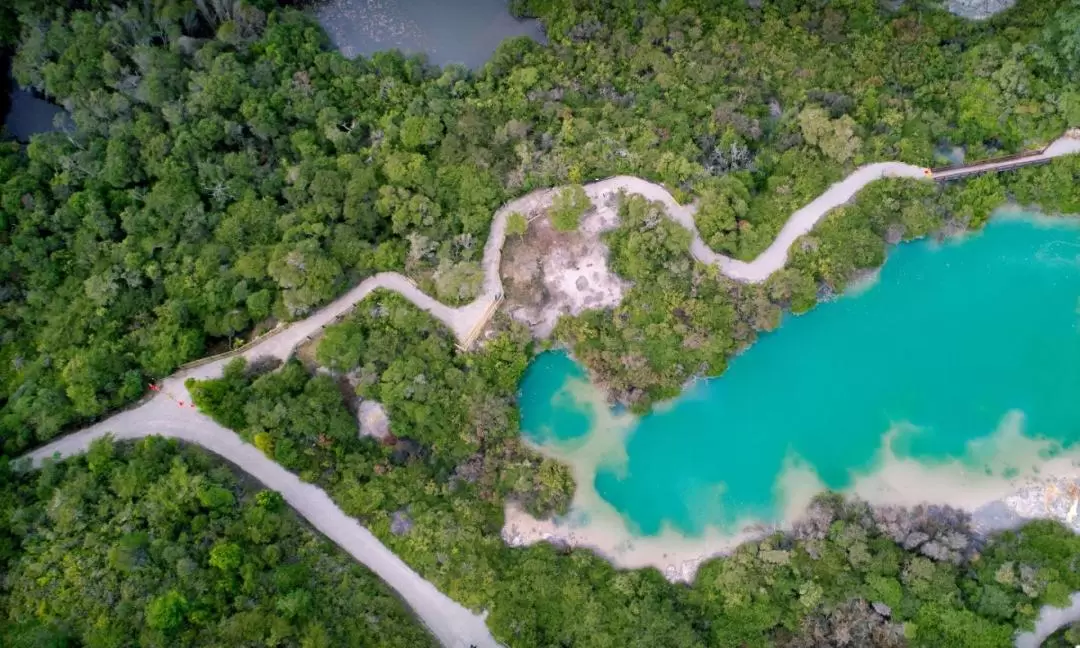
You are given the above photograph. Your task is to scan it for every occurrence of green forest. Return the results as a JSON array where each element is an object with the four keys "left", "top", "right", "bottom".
[
  {"left": 3, "top": 0, "right": 1080, "bottom": 646},
  {"left": 0, "top": 437, "right": 436, "bottom": 646},
  {"left": 2, "top": 0, "right": 1079, "bottom": 451},
  {"left": 556, "top": 159, "right": 1080, "bottom": 408},
  {"left": 189, "top": 300, "right": 1080, "bottom": 648}
]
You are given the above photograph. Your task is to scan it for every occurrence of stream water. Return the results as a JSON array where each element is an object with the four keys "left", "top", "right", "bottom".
[{"left": 519, "top": 213, "right": 1080, "bottom": 537}]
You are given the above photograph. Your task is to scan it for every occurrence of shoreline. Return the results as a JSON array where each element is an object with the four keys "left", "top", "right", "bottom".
[
  {"left": 503, "top": 209, "right": 1080, "bottom": 583},
  {"left": 18, "top": 135, "right": 1080, "bottom": 648},
  {"left": 503, "top": 408, "right": 1080, "bottom": 583},
  {"left": 503, "top": 457, "right": 1080, "bottom": 583}
]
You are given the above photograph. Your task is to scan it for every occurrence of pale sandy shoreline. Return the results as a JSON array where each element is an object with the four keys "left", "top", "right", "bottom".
[
  {"left": 20, "top": 135, "right": 1080, "bottom": 647},
  {"left": 503, "top": 409, "right": 1080, "bottom": 583},
  {"left": 503, "top": 462, "right": 1080, "bottom": 583}
]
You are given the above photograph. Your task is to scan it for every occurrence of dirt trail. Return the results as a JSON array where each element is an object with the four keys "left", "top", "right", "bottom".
[
  {"left": 21, "top": 401, "right": 501, "bottom": 648},
  {"left": 20, "top": 133, "right": 1080, "bottom": 647}
]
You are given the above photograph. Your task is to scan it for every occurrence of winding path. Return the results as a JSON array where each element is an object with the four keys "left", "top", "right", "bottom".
[
  {"left": 19, "top": 133, "right": 1080, "bottom": 647},
  {"left": 1015, "top": 594, "right": 1080, "bottom": 648},
  {"left": 20, "top": 397, "right": 501, "bottom": 647}
]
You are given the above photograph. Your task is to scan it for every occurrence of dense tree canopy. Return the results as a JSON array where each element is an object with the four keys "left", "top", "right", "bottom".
[
  {"left": 4, "top": 0, "right": 1080, "bottom": 646},
  {"left": 0, "top": 437, "right": 436, "bottom": 647},
  {"left": 3, "top": 0, "right": 1080, "bottom": 452},
  {"left": 186, "top": 304, "right": 1080, "bottom": 647}
]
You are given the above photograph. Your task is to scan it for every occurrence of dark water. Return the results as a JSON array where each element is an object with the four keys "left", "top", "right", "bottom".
[
  {"left": 314, "top": 0, "right": 545, "bottom": 69},
  {"left": 3, "top": 87, "right": 67, "bottom": 141}
]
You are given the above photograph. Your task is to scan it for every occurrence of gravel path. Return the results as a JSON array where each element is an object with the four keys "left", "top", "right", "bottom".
[
  {"left": 21, "top": 399, "right": 501, "bottom": 648},
  {"left": 1015, "top": 593, "right": 1080, "bottom": 648},
  {"left": 185, "top": 134, "right": 1080, "bottom": 356},
  {"left": 946, "top": 0, "right": 1017, "bottom": 20},
  {"left": 19, "top": 134, "right": 1080, "bottom": 647}
]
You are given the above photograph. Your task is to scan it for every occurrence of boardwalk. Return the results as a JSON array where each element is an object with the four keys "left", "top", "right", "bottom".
[
  {"left": 932, "top": 134, "right": 1080, "bottom": 181},
  {"left": 19, "top": 130, "right": 1080, "bottom": 648}
]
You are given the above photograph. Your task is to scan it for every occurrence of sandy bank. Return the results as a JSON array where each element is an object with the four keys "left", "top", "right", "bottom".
[
  {"left": 20, "top": 133, "right": 1080, "bottom": 648},
  {"left": 503, "top": 412, "right": 1080, "bottom": 583}
]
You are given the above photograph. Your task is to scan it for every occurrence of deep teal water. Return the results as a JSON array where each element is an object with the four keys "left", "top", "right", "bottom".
[{"left": 519, "top": 215, "right": 1080, "bottom": 536}]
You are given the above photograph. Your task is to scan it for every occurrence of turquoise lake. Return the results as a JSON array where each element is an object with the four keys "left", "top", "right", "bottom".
[{"left": 519, "top": 214, "right": 1080, "bottom": 537}]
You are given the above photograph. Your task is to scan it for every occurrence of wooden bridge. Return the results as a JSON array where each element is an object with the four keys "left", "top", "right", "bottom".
[{"left": 929, "top": 129, "right": 1080, "bottom": 182}]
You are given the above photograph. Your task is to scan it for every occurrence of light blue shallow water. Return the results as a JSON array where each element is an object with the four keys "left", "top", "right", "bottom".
[{"left": 519, "top": 215, "right": 1080, "bottom": 536}]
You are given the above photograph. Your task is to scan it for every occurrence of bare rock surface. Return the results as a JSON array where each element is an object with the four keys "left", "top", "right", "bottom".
[
  {"left": 500, "top": 194, "right": 629, "bottom": 338},
  {"left": 785, "top": 599, "right": 906, "bottom": 648},
  {"left": 946, "top": 0, "right": 1016, "bottom": 20},
  {"left": 391, "top": 509, "right": 414, "bottom": 536},
  {"left": 357, "top": 399, "right": 391, "bottom": 441}
]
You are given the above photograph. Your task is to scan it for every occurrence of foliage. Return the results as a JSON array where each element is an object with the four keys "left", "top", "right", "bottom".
[
  {"left": 798, "top": 107, "right": 862, "bottom": 164},
  {"left": 6, "top": 1, "right": 1080, "bottom": 646},
  {"left": 549, "top": 184, "right": 590, "bottom": 231},
  {"left": 188, "top": 273, "right": 1080, "bottom": 648},
  {"left": 0, "top": 437, "right": 436, "bottom": 647},
  {"left": 558, "top": 158, "right": 1080, "bottom": 411},
  {"left": 506, "top": 211, "right": 529, "bottom": 239},
  {"left": 557, "top": 194, "right": 740, "bottom": 407},
  {"left": 695, "top": 175, "right": 751, "bottom": 255},
  {"left": 4, "top": 0, "right": 1079, "bottom": 452}
]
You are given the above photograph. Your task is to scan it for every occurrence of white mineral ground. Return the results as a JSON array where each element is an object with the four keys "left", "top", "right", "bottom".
[
  {"left": 20, "top": 132, "right": 1080, "bottom": 647},
  {"left": 500, "top": 190, "right": 628, "bottom": 338}
]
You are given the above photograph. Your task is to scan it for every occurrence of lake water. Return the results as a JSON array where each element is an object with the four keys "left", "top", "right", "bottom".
[
  {"left": 2, "top": 87, "right": 67, "bottom": 141},
  {"left": 519, "top": 214, "right": 1080, "bottom": 537},
  {"left": 314, "top": 0, "right": 545, "bottom": 69}
]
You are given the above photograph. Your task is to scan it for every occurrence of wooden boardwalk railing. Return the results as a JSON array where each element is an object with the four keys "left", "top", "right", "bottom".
[{"left": 930, "top": 145, "right": 1054, "bottom": 182}]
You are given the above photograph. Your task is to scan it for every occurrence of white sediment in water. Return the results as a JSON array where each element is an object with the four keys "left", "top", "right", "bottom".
[
  {"left": 504, "top": 404, "right": 1080, "bottom": 583},
  {"left": 839, "top": 267, "right": 881, "bottom": 297}
]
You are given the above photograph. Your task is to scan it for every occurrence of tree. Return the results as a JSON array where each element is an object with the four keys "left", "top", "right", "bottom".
[
  {"left": 549, "top": 185, "right": 590, "bottom": 231},
  {"left": 268, "top": 240, "right": 343, "bottom": 318},
  {"left": 798, "top": 107, "right": 862, "bottom": 163},
  {"left": 145, "top": 590, "right": 188, "bottom": 632},
  {"left": 695, "top": 176, "right": 750, "bottom": 254},
  {"left": 506, "top": 211, "right": 528, "bottom": 239},
  {"left": 0, "top": 439, "right": 436, "bottom": 647}
]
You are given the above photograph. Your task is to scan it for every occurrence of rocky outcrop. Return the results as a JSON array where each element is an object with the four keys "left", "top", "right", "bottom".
[
  {"left": 792, "top": 494, "right": 980, "bottom": 565},
  {"left": 873, "top": 503, "right": 976, "bottom": 564},
  {"left": 946, "top": 0, "right": 1016, "bottom": 20},
  {"left": 356, "top": 399, "right": 391, "bottom": 442},
  {"left": 390, "top": 509, "right": 413, "bottom": 536},
  {"left": 792, "top": 495, "right": 842, "bottom": 541},
  {"left": 500, "top": 193, "right": 629, "bottom": 338}
]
